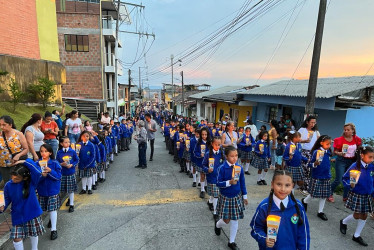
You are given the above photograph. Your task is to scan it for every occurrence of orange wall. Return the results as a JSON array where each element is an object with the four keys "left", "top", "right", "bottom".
[{"left": 0, "top": 0, "right": 40, "bottom": 59}]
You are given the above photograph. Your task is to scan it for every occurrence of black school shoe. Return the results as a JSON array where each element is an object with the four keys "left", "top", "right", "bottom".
[
  {"left": 88, "top": 190, "right": 93, "bottom": 195},
  {"left": 213, "top": 214, "right": 219, "bottom": 221},
  {"left": 340, "top": 219, "right": 347, "bottom": 235},
  {"left": 317, "top": 212, "right": 328, "bottom": 221},
  {"left": 65, "top": 199, "right": 70, "bottom": 207},
  {"left": 261, "top": 180, "right": 267, "bottom": 185},
  {"left": 257, "top": 181, "right": 263, "bottom": 185},
  {"left": 301, "top": 198, "right": 308, "bottom": 212},
  {"left": 245, "top": 171, "right": 250, "bottom": 175},
  {"left": 149, "top": 158, "right": 153, "bottom": 161},
  {"left": 69, "top": 206, "right": 74, "bottom": 213},
  {"left": 79, "top": 190, "right": 86, "bottom": 195},
  {"left": 207, "top": 201, "right": 214, "bottom": 211},
  {"left": 200, "top": 191, "right": 205, "bottom": 199},
  {"left": 228, "top": 242, "right": 240, "bottom": 250},
  {"left": 214, "top": 221, "right": 221, "bottom": 236},
  {"left": 142, "top": 165, "right": 147, "bottom": 169},
  {"left": 92, "top": 185, "right": 97, "bottom": 190},
  {"left": 189, "top": 173, "right": 193, "bottom": 178},
  {"left": 50, "top": 230, "right": 58, "bottom": 240},
  {"left": 352, "top": 236, "right": 368, "bottom": 246},
  {"left": 198, "top": 183, "right": 201, "bottom": 187},
  {"left": 192, "top": 182, "right": 196, "bottom": 187}
]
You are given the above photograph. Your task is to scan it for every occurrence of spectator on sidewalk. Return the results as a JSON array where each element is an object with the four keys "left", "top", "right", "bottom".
[
  {"left": 0, "top": 115, "right": 28, "bottom": 185},
  {"left": 100, "top": 112, "right": 111, "bottom": 127},
  {"left": 41, "top": 111, "right": 59, "bottom": 158},
  {"left": 134, "top": 120, "right": 147, "bottom": 169},
  {"left": 145, "top": 113, "right": 157, "bottom": 161},
  {"left": 21, "top": 113, "right": 44, "bottom": 161},
  {"left": 52, "top": 103, "right": 66, "bottom": 134},
  {"left": 64, "top": 110, "right": 84, "bottom": 144},
  {"left": 244, "top": 119, "right": 258, "bottom": 139}
]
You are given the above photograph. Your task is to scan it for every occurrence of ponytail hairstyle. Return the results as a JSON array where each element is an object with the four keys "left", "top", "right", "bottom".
[
  {"left": 310, "top": 135, "right": 331, "bottom": 154},
  {"left": 225, "top": 121, "right": 234, "bottom": 133},
  {"left": 58, "top": 136, "right": 70, "bottom": 150},
  {"left": 267, "top": 170, "right": 304, "bottom": 225},
  {"left": 287, "top": 131, "right": 301, "bottom": 143},
  {"left": 355, "top": 146, "right": 374, "bottom": 171},
  {"left": 40, "top": 143, "right": 54, "bottom": 159},
  {"left": 0, "top": 115, "right": 16, "bottom": 129},
  {"left": 209, "top": 136, "right": 222, "bottom": 158},
  {"left": 11, "top": 164, "right": 31, "bottom": 199},
  {"left": 21, "top": 113, "right": 42, "bottom": 133},
  {"left": 258, "top": 130, "right": 270, "bottom": 145}
]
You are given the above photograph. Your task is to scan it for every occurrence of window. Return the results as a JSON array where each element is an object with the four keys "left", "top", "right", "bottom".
[
  {"left": 64, "top": 35, "right": 89, "bottom": 52},
  {"left": 200, "top": 103, "right": 205, "bottom": 117},
  {"left": 268, "top": 106, "right": 278, "bottom": 122}
]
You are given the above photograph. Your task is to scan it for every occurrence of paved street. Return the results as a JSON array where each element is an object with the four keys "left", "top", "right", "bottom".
[{"left": 14, "top": 129, "right": 374, "bottom": 250}]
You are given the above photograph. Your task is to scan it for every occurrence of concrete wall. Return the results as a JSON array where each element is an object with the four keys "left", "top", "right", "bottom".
[
  {"left": 36, "top": 0, "right": 60, "bottom": 62},
  {"left": 346, "top": 107, "right": 374, "bottom": 139},
  {"left": 0, "top": 54, "right": 65, "bottom": 103}
]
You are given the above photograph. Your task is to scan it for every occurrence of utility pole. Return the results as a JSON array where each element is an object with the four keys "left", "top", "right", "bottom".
[
  {"left": 305, "top": 0, "right": 327, "bottom": 116},
  {"left": 181, "top": 71, "right": 184, "bottom": 115},
  {"left": 171, "top": 54, "right": 174, "bottom": 99},
  {"left": 114, "top": 0, "right": 121, "bottom": 117},
  {"left": 138, "top": 67, "right": 142, "bottom": 101},
  {"left": 128, "top": 69, "right": 131, "bottom": 114}
]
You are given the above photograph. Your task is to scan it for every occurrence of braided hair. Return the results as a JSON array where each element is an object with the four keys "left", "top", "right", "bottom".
[
  {"left": 11, "top": 164, "right": 31, "bottom": 199},
  {"left": 267, "top": 170, "right": 304, "bottom": 225}
]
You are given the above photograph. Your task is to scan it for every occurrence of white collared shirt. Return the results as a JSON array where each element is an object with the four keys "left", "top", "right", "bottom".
[
  {"left": 213, "top": 149, "right": 219, "bottom": 154},
  {"left": 361, "top": 160, "right": 368, "bottom": 168},
  {"left": 273, "top": 194, "right": 289, "bottom": 210},
  {"left": 63, "top": 147, "right": 69, "bottom": 153}
]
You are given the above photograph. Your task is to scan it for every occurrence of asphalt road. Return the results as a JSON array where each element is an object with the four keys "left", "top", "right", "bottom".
[{"left": 10, "top": 128, "right": 373, "bottom": 250}]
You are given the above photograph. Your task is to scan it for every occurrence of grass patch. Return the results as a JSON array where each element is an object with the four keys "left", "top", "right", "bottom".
[
  {"left": 0, "top": 102, "right": 90, "bottom": 129},
  {"left": 330, "top": 161, "right": 343, "bottom": 195}
]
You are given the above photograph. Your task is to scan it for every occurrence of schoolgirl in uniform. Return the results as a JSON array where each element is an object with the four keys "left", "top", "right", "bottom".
[
  {"left": 238, "top": 127, "right": 255, "bottom": 175},
  {"left": 182, "top": 123, "right": 192, "bottom": 176},
  {"left": 215, "top": 145, "right": 248, "bottom": 250},
  {"left": 283, "top": 132, "right": 309, "bottom": 192},
  {"left": 1, "top": 161, "right": 45, "bottom": 250},
  {"left": 340, "top": 146, "right": 374, "bottom": 246},
  {"left": 164, "top": 120, "right": 170, "bottom": 151},
  {"left": 194, "top": 127, "right": 211, "bottom": 198},
  {"left": 35, "top": 143, "right": 62, "bottom": 240},
  {"left": 250, "top": 170, "right": 310, "bottom": 250},
  {"left": 252, "top": 131, "right": 271, "bottom": 185},
  {"left": 111, "top": 120, "right": 119, "bottom": 155},
  {"left": 190, "top": 128, "right": 200, "bottom": 187},
  {"left": 302, "top": 135, "right": 332, "bottom": 221},
  {"left": 56, "top": 137, "right": 79, "bottom": 213},
  {"left": 97, "top": 132, "right": 107, "bottom": 183},
  {"left": 177, "top": 125, "right": 186, "bottom": 172},
  {"left": 173, "top": 125, "right": 181, "bottom": 163},
  {"left": 202, "top": 136, "right": 224, "bottom": 220},
  {"left": 90, "top": 132, "right": 101, "bottom": 190},
  {"left": 169, "top": 120, "right": 176, "bottom": 155},
  {"left": 77, "top": 131, "right": 96, "bottom": 195}
]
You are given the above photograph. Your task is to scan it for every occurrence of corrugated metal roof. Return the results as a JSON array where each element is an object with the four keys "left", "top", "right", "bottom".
[
  {"left": 239, "top": 76, "right": 374, "bottom": 98},
  {"left": 189, "top": 85, "right": 245, "bottom": 99}
]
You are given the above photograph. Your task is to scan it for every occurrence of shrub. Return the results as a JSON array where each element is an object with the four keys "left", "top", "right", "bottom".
[
  {"left": 8, "top": 78, "right": 25, "bottom": 112},
  {"left": 28, "top": 77, "right": 56, "bottom": 108},
  {"left": 362, "top": 137, "right": 374, "bottom": 147}
]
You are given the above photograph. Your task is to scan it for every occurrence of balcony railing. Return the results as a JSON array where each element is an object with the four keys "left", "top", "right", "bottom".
[{"left": 102, "top": 15, "right": 115, "bottom": 30}]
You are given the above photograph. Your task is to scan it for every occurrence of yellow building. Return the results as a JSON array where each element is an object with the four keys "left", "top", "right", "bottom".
[{"left": 215, "top": 102, "right": 252, "bottom": 127}]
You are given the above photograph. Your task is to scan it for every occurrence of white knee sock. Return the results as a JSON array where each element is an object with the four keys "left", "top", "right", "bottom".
[
  {"left": 193, "top": 173, "right": 197, "bottom": 182},
  {"left": 197, "top": 173, "right": 200, "bottom": 184},
  {"left": 261, "top": 171, "right": 267, "bottom": 180},
  {"left": 229, "top": 220, "right": 239, "bottom": 243},
  {"left": 213, "top": 198, "right": 218, "bottom": 214},
  {"left": 30, "top": 236, "right": 38, "bottom": 250},
  {"left": 343, "top": 214, "right": 355, "bottom": 225},
  {"left": 216, "top": 219, "right": 227, "bottom": 228},
  {"left": 186, "top": 162, "right": 190, "bottom": 172},
  {"left": 13, "top": 241, "right": 23, "bottom": 250},
  {"left": 115, "top": 145, "right": 118, "bottom": 154},
  {"left": 102, "top": 171, "right": 105, "bottom": 179},
  {"left": 258, "top": 172, "right": 262, "bottom": 181},
  {"left": 49, "top": 210, "right": 57, "bottom": 231},
  {"left": 245, "top": 163, "right": 249, "bottom": 172},
  {"left": 318, "top": 199, "right": 326, "bottom": 213},
  {"left": 205, "top": 179, "right": 207, "bottom": 185},
  {"left": 354, "top": 219, "right": 367, "bottom": 237},
  {"left": 87, "top": 177, "right": 93, "bottom": 190},
  {"left": 69, "top": 193, "right": 74, "bottom": 206},
  {"left": 201, "top": 181, "right": 205, "bottom": 192},
  {"left": 110, "top": 153, "right": 114, "bottom": 161},
  {"left": 95, "top": 173, "right": 98, "bottom": 183},
  {"left": 209, "top": 196, "right": 214, "bottom": 203},
  {"left": 82, "top": 177, "right": 87, "bottom": 190},
  {"left": 304, "top": 194, "right": 312, "bottom": 203}
]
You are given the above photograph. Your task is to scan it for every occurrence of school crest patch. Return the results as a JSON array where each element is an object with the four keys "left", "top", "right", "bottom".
[
  {"left": 371, "top": 171, "right": 374, "bottom": 176},
  {"left": 291, "top": 214, "right": 299, "bottom": 224},
  {"left": 87, "top": 151, "right": 91, "bottom": 156}
]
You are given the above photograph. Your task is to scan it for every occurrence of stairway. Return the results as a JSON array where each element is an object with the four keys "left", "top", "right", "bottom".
[{"left": 63, "top": 98, "right": 103, "bottom": 121}]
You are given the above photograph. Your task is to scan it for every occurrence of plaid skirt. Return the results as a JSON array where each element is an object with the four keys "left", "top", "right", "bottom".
[
  {"left": 207, "top": 183, "right": 220, "bottom": 198},
  {"left": 10, "top": 216, "right": 45, "bottom": 239},
  {"left": 286, "top": 165, "right": 304, "bottom": 182},
  {"left": 252, "top": 154, "right": 269, "bottom": 170},
  {"left": 97, "top": 162, "right": 105, "bottom": 173},
  {"left": 39, "top": 194, "right": 60, "bottom": 212},
  {"left": 195, "top": 165, "right": 203, "bottom": 173},
  {"left": 241, "top": 150, "right": 253, "bottom": 161},
  {"left": 345, "top": 191, "right": 373, "bottom": 213},
  {"left": 217, "top": 193, "right": 245, "bottom": 220},
  {"left": 60, "top": 174, "right": 77, "bottom": 193},
  {"left": 182, "top": 150, "right": 191, "bottom": 161},
  {"left": 308, "top": 178, "right": 331, "bottom": 198},
  {"left": 301, "top": 150, "right": 312, "bottom": 186},
  {"left": 78, "top": 168, "right": 94, "bottom": 178}
]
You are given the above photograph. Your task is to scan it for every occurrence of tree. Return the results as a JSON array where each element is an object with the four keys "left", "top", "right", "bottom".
[
  {"left": 0, "top": 70, "right": 8, "bottom": 94},
  {"left": 362, "top": 137, "right": 374, "bottom": 147},
  {"left": 28, "top": 77, "right": 56, "bottom": 108},
  {"left": 8, "top": 78, "right": 25, "bottom": 112}
]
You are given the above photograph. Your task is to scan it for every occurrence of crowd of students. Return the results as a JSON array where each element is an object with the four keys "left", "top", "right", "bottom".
[
  {"left": 0, "top": 112, "right": 136, "bottom": 250},
  {"left": 159, "top": 115, "right": 374, "bottom": 249}
]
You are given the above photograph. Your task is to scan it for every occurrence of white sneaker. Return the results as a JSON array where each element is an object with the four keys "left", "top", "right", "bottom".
[{"left": 299, "top": 190, "right": 309, "bottom": 196}]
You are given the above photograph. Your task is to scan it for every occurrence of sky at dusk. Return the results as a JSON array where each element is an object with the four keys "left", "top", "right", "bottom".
[{"left": 118, "top": 0, "right": 374, "bottom": 89}]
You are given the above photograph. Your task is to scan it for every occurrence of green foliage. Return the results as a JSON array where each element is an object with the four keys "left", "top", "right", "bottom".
[
  {"left": 8, "top": 78, "right": 25, "bottom": 112},
  {"left": 28, "top": 77, "right": 56, "bottom": 108},
  {"left": 0, "top": 70, "right": 8, "bottom": 93},
  {"left": 362, "top": 137, "right": 374, "bottom": 147}
]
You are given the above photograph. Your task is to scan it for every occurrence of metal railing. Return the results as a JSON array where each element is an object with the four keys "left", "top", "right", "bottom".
[{"left": 102, "top": 15, "right": 115, "bottom": 29}]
